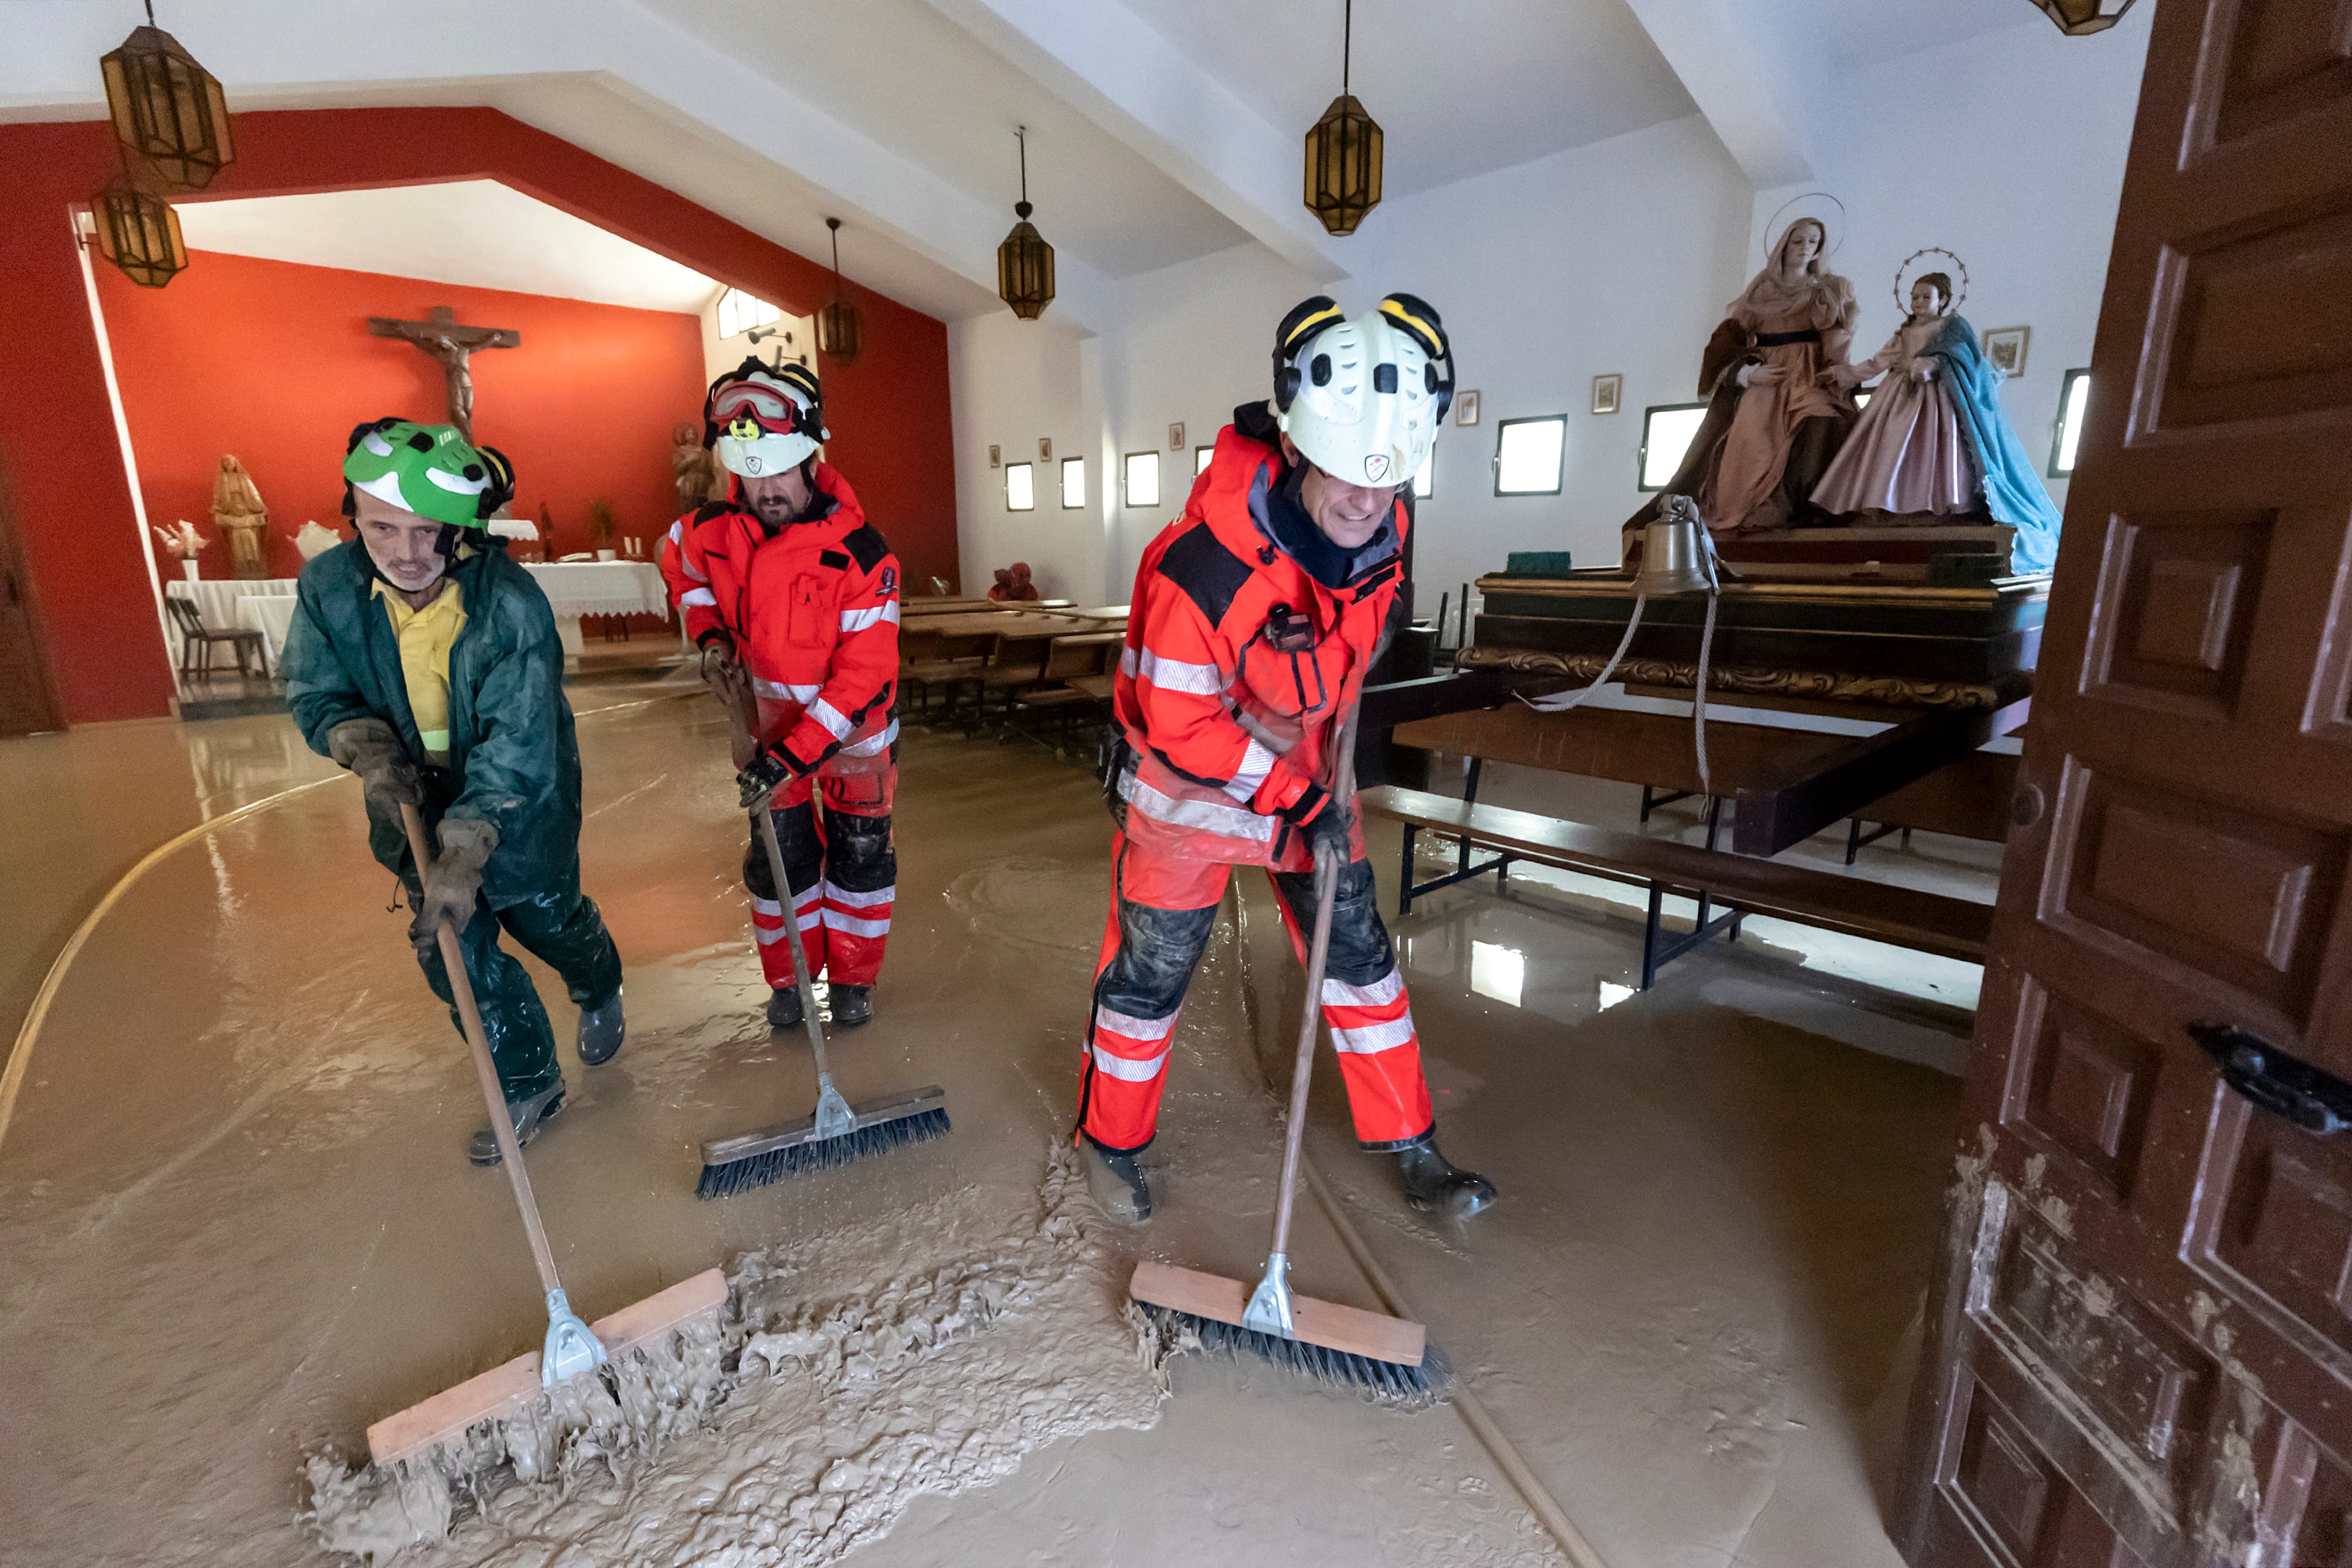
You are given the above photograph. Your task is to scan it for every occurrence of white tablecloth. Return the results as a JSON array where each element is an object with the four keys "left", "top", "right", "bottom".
[
  {"left": 166, "top": 577, "right": 296, "bottom": 672},
  {"left": 521, "top": 561, "right": 669, "bottom": 619},
  {"left": 238, "top": 596, "right": 299, "bottom": 675}
]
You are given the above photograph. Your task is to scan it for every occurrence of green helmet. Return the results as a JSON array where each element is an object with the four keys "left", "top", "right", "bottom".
[{"left": 342, "top": 420, "right": 497, "bottom": 528}]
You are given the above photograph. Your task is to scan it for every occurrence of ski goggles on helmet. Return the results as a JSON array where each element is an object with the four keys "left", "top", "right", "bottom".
[{"left": 702, "top": 359, "right": 826, "bottom": 447}]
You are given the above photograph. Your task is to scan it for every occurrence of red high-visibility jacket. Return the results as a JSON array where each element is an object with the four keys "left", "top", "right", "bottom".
[
  {"left": 1110, "top": 408, "right": 1405, "bottom": 868},
  {"left": 660, "top": 463, "right": 901, "bottom": 773}
]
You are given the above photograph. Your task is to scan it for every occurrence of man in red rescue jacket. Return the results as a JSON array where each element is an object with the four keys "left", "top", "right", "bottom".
[
  {"left": 1077, "top": 295, "right": 1497, "bottom": 1225},
  {"left": 662, "top": 359, "right": 900, "bottom": 1029}
]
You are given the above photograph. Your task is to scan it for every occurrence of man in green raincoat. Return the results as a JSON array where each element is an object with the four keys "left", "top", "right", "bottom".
[{"left": 283, "top": 419, "right": 624, "bottom": 1164}]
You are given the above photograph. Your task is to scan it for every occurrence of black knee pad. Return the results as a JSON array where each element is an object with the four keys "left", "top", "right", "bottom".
[
  {"left": 1099, "top": 900, "right": 1219, "bottom": 1019},
  {"left": 744, "top": 801, "right": 822, "bottom": 900},
  {"left": 1281, "top": 858, "right": 1396, "bottom": 986},
  {"left": 826, "top": 811, "right": 896, "bottom": 894}
]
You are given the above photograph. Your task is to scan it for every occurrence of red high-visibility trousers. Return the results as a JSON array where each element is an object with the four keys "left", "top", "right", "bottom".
[
  {"left": 745, "top": 762, "right": 896, "bottom": 990},
  {"left": 1075, "top": 829, "right": 1433, "bottom": 1153}
]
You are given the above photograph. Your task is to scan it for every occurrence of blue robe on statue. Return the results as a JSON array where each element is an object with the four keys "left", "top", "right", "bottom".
[{"left": 1927, "top": 316, "right": 2065, "bottom": 574}]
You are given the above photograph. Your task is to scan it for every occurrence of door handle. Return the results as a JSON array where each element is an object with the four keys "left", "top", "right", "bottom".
[{"left": 2189, "top": 1022, "right": 2352, "bottom": 1136}]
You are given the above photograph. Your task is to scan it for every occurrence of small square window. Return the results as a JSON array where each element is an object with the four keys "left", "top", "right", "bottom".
[
  {"left": 2050, "top": 368, "right": 2091, "bottom": 477},
  {"left": 1411, "top": 448, "right": 1433, "bottom": 499},
  {"left": 716, "top": 286, "right": 779, "bottom": 341},
  {"left": 1125, "top": 451, "right": 1160, "bottom": 509},
  {"left": 1060, "top": 456, "right": 1085, "bottom": 509},
  {"left": 1494, "top": 416, "right": 1566, "bottom": 496},
  {"left": 1006, "top": 462, "right": 1034, "bottom": 512},
  {"left": 1636, "top": 404, "right": 1707, "bottom": 491},
  {"left": 1196, "top": 445, "right": 1215, "bottom": 476}
]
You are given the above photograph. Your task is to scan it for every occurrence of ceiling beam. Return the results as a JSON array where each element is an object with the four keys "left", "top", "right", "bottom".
[
  {"left": 1620, "top": 0, "right": 1824, "bottom": 190},
  {"left": 918, "top": 0, "right": 1354, "bottom": 284}
]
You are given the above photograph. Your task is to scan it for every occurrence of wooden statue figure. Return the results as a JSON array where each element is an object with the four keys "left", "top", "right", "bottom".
[
  {"left": 1812, "top": 255, "right": 2065, "bottom": 572},
  {"left": 672, "top": 420, "right": 724, "bottom": 510},
  {"left": 212, "top": 453, "right": 271, "bottom": 579},
  {"left": 1627, "top": 214, "right": 1859, "bottom": 542}
]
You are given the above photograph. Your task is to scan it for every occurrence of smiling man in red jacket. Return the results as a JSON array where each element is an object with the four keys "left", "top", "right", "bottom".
[
  {"left": 1077, "top": 295, "right": 1498, "bottom": 1226},
  {"left": 662, "top": 359, "right": 900, "bottom": 1029}
]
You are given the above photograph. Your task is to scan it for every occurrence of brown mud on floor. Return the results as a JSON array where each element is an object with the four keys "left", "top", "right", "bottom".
[{"left": 1, "top": 693, "right": 1961, "bottom": 1567}]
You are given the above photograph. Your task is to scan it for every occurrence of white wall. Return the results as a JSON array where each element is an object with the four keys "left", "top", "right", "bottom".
[{"left": 945, "top": 12, "right": 2152, "bottom": 615}]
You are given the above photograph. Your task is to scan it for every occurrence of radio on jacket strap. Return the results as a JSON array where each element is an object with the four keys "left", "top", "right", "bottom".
[{"left": 1249, "top": 602, "right": 1332, "bottom": 718}]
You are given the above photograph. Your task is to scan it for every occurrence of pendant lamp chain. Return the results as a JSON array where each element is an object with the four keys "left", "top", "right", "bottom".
[{"left": 817, "top": 215, "right": 863, "bottom": 364}]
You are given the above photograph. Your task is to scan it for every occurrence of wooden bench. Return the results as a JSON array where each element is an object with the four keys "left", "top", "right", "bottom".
[{"left": 1359, "top": 785, "right": 1992, "bottom": 988}]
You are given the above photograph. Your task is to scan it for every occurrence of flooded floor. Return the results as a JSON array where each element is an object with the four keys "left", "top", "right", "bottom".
[{"left": 0, "top": 674, "right": 1972, "bottom": 1567}]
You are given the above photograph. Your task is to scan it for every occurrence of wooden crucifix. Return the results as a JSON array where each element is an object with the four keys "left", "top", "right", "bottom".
[{"left": 365, "top": 305, "right": 520, "bottom": 442}]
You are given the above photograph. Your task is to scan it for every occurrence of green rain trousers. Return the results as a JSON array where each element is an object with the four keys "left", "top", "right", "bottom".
[{"left": 403, "top": 871, "right": 621, "bottom": 1101}]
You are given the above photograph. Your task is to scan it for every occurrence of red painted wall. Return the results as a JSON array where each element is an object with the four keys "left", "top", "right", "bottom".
[
  {"left": 0, "top": 108, "right": 958, "bottom": 725},
  {"left": 98, "top": 252, "right": 704, "bottom": 580}
]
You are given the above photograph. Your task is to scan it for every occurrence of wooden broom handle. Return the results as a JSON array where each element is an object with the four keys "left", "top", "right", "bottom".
[
  {"left": 1265, "top": 700, "right": 1362, "bottom": 1261},
  {"left": 399, "top": 802, "right": 564, "bottom": 1297}
]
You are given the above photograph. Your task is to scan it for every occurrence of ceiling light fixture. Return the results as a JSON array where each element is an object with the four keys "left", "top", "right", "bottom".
[
  {"left": 1304, "top": 0, "right": 1381, "bottom": 236},
  {"left": 817, "top": 217, "right": 863, "bottom": 365},
  {"left": 91, "top": 166, "right": 189, "bottom": 289},
  {"left": 100, "top": 1, "right": 235, "bottom": 193},
  {"left": 2028, "top": 0, "right": 2138, "bottom": 33},
  {"left": 997, "top": 126, "right": 1056, "bottom": 321}
]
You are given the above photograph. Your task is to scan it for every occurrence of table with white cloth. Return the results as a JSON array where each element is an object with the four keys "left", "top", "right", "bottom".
[
  {"left": 165, "top": 578, "right": 297, "bottom": 673},
  {"left": 521, "top": 561, "right": 671, "bottom": 666}
]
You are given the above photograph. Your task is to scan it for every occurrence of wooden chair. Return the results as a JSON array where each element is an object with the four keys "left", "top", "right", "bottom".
[
  {"left": 1004, "top": 635, "right": 1117, "bottom": 750},
  {"left": 902, "top": 629, "right": 993, "bottom": 720},
  {"left": 167, "top": 594, "right": 268, "bottom": 680}
]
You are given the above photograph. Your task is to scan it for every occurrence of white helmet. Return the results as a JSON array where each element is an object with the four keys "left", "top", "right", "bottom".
[
  {"left": 705, "top": 358, "right": 828, "bottom": 479},
  {"left": 1273, "top": 293, "right": 1454, "bottom": 489}
]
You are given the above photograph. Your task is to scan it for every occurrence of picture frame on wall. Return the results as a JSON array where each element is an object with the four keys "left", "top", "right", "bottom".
[
  {"left": 1983, "top": 326, "right": 2030, "bottom": 378},
  {"left": 1455, "top": 389, "right": 1481, "bottom": 427},
  {"left": 1038, "top": 437, "right": 1054, "bottom": 461},
  {"left": 1169, "top": 421, "right": 1185, "bottom": 451},
  {"left": 988, "top": 444, "right": 1001, "bottom": 469},
  {"left": 1591, "top": 374, "right": 1622, "bottom": 416}
]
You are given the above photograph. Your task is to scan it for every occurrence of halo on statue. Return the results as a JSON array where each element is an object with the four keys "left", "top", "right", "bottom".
[
  {"left": 1894, "top": 248, "right": 1970, "bottom": 316},
  {"left": 1761, "top": 191, "right": 1847, "bottom": 263}
]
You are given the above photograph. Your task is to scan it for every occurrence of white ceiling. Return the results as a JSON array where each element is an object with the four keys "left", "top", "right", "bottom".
[
  {"left": 639, "top": 0, "right": 1254, "bottom": 280},
  {"left": 1121, "top": 0, "right": 1697, "bottom": 198},
  {"left": 174, "top": 181, "right": 722, "bottom": 313}
]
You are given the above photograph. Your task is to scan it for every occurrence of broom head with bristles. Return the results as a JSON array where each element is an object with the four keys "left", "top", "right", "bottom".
[
  {"left": 696, "top": 1087, "right": 950, "bottom": 1198},
  {"left": 1129, "top": 1260, "right": 1447, "bottom": 1409}
]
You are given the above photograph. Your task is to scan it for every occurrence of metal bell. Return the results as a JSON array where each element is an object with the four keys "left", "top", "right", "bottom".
[{"left": 1636, "top": 495, "right": 1719, "bottom": 597}]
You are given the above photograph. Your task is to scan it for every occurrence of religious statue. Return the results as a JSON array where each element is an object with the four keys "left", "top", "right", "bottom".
[
  {"left": 365, "top": 305, "right": 520, "bottom": 441},
  {"left": 1628, "top": 204, "right": 1859, "bottom": 540},
  {"left": 672, "top": 420, "right": 724, "bottom": 510},
  {"left": 1812, "top": 252, "right": 2064, "bottom": 572},
  {"left": 211, "top": 453, "right": 270, "bottom": 579}
]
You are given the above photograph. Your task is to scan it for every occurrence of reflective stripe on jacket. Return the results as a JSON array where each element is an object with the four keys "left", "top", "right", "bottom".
[
  {"left": 659, "top": 463, "right": 901, "bottom": 772},
  {"left": 1112, "top": 412, "right": 1405, "bottom": 867}
]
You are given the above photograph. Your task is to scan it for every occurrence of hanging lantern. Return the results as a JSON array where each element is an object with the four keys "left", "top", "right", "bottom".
[
  {"left": 996, "top": 126, "right": 1056, "bottom": 321},
  {"left": 1304, "top": 0, "right": 1381, "bottom": 236},
  {"left": 100, "top": 6, "right": 235, "bottom": 193},
  {"left": 91, "top": 173, "right": 189, "bottom": 289},
  {"left": 816, "top": 216, "right": 862, "bottom": 364},
  {"left": 2029, "top": 0, "right": 2138, "bottom": 33}
]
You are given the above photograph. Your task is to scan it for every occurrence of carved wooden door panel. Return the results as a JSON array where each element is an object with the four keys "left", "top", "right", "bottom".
[
  {"left": 1895, "top": 1, "right": 2352, "bottom": 1565},
  {"left": 0, "top": 467, "right": 62, "bottom": 738}
]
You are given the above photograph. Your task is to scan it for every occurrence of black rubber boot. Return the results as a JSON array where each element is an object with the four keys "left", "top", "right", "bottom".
[
  {"left": 830, "top": 984, "right": 874, "bottom": 1028},
  {"left": 576, "top": 990, "right": 625, "bottom": 1065},
  {"left": 767, "top": 986, "right": 804, "bottom": 1030},
  {"left": 1394, "top": 1131, "right": 1498, "bottom": 1218},
  {"left": 470, "top": 1081, "right": 567, "bottom": 1166},
  {"left": 1081, "top": 1137, "right": 1152, "bottom": 1225}
]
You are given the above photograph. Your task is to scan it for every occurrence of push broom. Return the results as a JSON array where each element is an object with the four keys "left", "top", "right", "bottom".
[
  {"left": 366, "top": 803, "right": 726, "bottom": 1474},
  {"left": 1129, "top": 704, "right": 1445, "bottom": 1405},
  {"left": 696, "top": 681, "right": 948, "bottom": 1198}
]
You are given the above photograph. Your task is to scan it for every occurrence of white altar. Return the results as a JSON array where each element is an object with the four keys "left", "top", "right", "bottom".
[{"left": 165, "top": 560, "right": 671, "bottom": 676}]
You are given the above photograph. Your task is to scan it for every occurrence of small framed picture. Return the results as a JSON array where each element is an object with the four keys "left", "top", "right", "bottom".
[
  {"left": 1591, "top": 374, "right": 1622, "bottom": 416},
  {"left": 1038, "top": 436, "right": 1054, "bottom": 461},
  {"left": 988, "top": 444, "right": 1002, "bottom": 469},
  {"left": 1454, "top": 389, "right": 1481, "bottom": 427},
  {"left": 1169, "top": 421, "right": 1186, "bottom": 451},
  {"left": 1983, "top": 326, "right": 2030, "bottom": 378}
]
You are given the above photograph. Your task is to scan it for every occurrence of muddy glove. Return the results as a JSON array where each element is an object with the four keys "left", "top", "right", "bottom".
[
  {"left": 1278, "top": 783, "right": 1355, "bottom": 864},
  {"left": 327, "top": 716, "right": 422, "bottom": 817},
  {"left": 737, "top": 738, "right": 817, "bottom": 810},
  {"left": 409, "top": 817, "right": 498, "bottom": 950}
]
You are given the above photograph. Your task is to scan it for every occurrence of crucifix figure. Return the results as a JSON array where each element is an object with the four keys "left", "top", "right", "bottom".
[{"left": 366, "top": 305, "right": 521, "bottom": 441}]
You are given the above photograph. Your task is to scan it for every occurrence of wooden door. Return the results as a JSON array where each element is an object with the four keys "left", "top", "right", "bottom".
[
  {"left": 0, "top": 465, "right": 62, "bottom": 738},
  {"left": 1895, "top": 1, "right": 2352, "bottom": 1564}
]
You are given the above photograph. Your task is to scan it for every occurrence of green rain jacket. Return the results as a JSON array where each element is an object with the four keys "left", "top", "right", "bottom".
[{"left": 283, "top": 538, "right": 586, "bottom": 905}]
